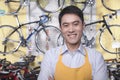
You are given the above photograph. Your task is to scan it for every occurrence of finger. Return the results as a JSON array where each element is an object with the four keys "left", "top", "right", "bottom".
[{"left": 48, "top": 76, "right": 53, "bottom": 80}]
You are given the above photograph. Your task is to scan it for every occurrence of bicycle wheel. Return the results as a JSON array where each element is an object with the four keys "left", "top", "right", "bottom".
[
  {"left": 35, "top": 25, "right": 63, "bottom": 54},
  {"left": 0, "top": 25, "right": 21, "bottom": 54},
  {"left": 36, "top": 0, "right": 65, "bottom": 13},
  {"left": 0, "top": 0, "right": 22, "bottom": 15},
  {"left": 99, "top": 25, "right": 120, "bottom": 54},
  {"left": 101, "top": 0, "right": 120, "bottom": 12}
]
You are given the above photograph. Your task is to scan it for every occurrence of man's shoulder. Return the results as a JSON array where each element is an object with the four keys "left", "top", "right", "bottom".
[
  {"left": 85, "top": 47, "right": 105, "bottom": 66},
  {"left": 45, "top": 46, "right": 63, "bottom": 55},
  {"left": 85, "top": 46, "right": 103, "bottom": 57}
]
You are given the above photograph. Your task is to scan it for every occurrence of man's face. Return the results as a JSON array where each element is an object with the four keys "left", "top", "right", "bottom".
[{"left": 60, "top": 14, "right": 84, "bottom": 45}]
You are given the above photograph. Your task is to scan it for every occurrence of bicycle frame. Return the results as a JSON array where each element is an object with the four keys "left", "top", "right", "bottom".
[
  {"left": 86, "top": 13, "right": 116, "bottom": 39},
  {"left": 83, "top": 11, "right": 119, "bottom": 53},
  {"left": 2, "top": 14, "right": 49, "bottom": 53},
  {"left": 84, "top": 13, "right": 110, "bottom": 46}
]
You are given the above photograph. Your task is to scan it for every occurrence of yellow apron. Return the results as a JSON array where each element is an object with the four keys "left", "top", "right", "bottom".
[{"left": 54, "top": 49, "right": 92, "bottom": 80}]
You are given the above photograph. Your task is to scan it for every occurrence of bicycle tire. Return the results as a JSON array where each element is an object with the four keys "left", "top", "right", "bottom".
[
  {"left": 0, "top": 25, "right": 21, "bottom": 54},
  {"left": 36, "top": 0, "right": 65, "bottom": 13},
  {"left": 101, "top": 0, "right": 120, "bottom": 12},
  {"left": 35, "top": 25, "right": 63, "bottom": 54},
  {"left": 0, "top": 0, "right": 22, "bottom": 15},
  {"left": 99, "top": 25, "right": 120, "bottom": 54}
]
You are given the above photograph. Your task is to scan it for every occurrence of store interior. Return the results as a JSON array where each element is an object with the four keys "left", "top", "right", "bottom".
[{"left": 0, "top": 0, "right": 120, "bottom": 79}]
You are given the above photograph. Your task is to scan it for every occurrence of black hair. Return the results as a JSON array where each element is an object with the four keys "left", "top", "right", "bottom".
[{"left": 59, "top": 5, "right": 84, "bottom": 26}]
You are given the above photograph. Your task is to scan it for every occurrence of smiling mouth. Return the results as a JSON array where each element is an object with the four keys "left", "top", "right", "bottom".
[{"left": 68, "top": 34, "right": 77, "bottom": 38}]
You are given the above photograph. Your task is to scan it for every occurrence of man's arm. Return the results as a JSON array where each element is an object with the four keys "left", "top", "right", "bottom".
[
  {"left": 37, "top": 51, "right": 54, "bottom": 80},
  {"left": 93, "top": 53, "right": 108, "bottom": 80}
]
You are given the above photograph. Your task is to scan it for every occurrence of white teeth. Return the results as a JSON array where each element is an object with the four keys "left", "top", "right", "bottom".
[
  {"left": 68, "top": 34, "right": 76, "bottom": 38},
  {"left": 68, "top": 34, "right": 76, "bottom": 36}
]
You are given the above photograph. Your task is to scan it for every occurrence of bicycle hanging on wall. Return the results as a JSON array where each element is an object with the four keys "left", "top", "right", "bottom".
[
  {"left": 83, "top": 11, "right": 120, "bottom": 54},
  {"left": 36, "top": 0, "right": 95, "bottom": 13},
  {"left": 0, "top": 14, "right": 63, "bottom": 55}
]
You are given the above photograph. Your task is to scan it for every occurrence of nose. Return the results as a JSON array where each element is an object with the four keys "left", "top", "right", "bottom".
[{"left": 68, "top": 25, "right": 74, "bottom": 33}]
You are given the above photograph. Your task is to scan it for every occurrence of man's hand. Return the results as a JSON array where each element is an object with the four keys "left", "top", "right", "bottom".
[{"left": 48, "top": 76, "right": 54, "bottom": 80}]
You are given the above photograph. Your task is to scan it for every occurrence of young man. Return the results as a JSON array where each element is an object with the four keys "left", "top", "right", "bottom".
[{"left": 37, "top": 5, "right": 108, "bottom": 80}]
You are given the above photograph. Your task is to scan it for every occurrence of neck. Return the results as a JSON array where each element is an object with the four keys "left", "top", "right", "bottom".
[{"left": 66, "top": 42, "right": 80, "bottom": 52}]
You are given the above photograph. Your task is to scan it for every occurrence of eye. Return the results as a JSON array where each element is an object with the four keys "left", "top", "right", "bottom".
[
  {"left": 74, "top": 23, "right": 79, "bottom": 26},
  {"left": 63, "top": 23, "right": 69, "bottom": 27},
  {"left": 73, "top": 22, "right": 79, "bottom": 26}
]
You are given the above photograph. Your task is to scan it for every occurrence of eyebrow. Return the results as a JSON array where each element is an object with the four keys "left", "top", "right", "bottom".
[{"left": 73, "top": 21, "right": 80, "bottom": 24}]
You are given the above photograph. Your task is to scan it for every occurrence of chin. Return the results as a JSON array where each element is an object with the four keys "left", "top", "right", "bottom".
[{"left": 69, "top": 41, "right": 79, "bottom": 45}]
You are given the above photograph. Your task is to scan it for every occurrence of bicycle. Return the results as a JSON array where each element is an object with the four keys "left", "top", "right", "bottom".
[
  {"left": 0, "top": 0, "right": 96, "bottom": 15},
  {"left": 0, "top": 0, "right": 64, "bottom": 15},
  {"left": 0, "top": 55, "right": 40, "bottom": 80},
  {"left": 0, "top": 58, "right": 23, "bottom": 80},
  {"left": 105, "top": 58, "right": 120, "bottom": 80},
  {"left": 0, "top": 14, "right": 63, "bottom": 55},
  {"left": 36, "top": 0, "right": 95, "bottom": 13},
  {"left": 83, "top": 11, "right": 120, "bottom": 54}
]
